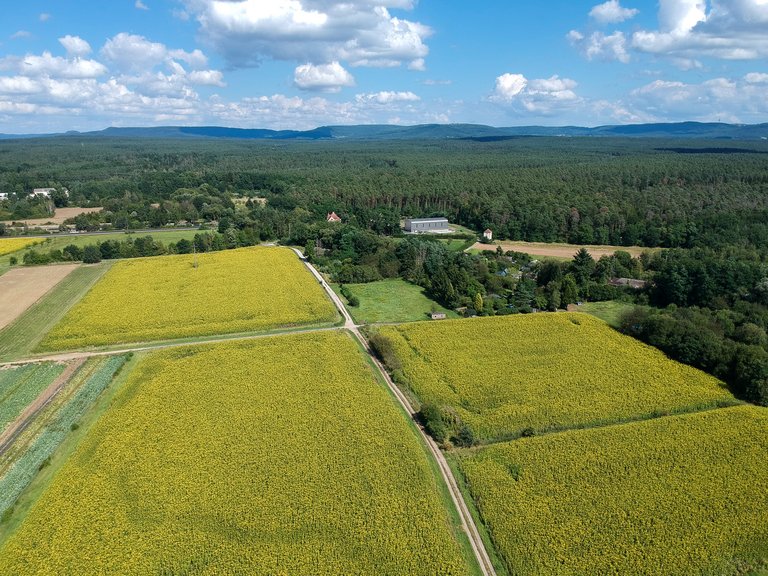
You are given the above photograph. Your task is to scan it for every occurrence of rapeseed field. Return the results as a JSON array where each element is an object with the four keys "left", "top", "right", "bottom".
[
  {"left": 376, "top": 313, "right": 737, "bottom": 441},
  {"left": 39, "top": 247, "right": 337, "bottom": 349},
  {"left": 457, "top": 405, "right": 768, "bottom": 575},
  {"left": 0, "top": 332, "right": 471, "bottom": 575},
  {"left": 0, "top": 238, "right": 39, "bottom": 256}
]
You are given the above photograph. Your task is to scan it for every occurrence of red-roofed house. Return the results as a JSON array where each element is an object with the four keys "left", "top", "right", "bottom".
[{"left": 327, "top": 211, "right": 342, "bottom": 223}]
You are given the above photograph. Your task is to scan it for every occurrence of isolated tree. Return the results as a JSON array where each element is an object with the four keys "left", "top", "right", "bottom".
[
  {"left": 304, "top": 240, "right": 316, "bottom": 262},
  {"left": 474, "top": 292, "right": 484, "bottom": 314},
  {"left": 561, "top": 274, "right": 578, "bottom": 305}
]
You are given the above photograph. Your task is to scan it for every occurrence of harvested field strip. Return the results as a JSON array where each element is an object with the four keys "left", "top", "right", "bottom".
[
  {"left": 0, "top": 264, "right": 79, "bottom": 330},
  {"left": 0, "top": 363, "right": 66, "bottom": 435},
  {"left": 469, "top": 240, "right": 653, "bottom": 259},
  {"left": 376, "top": 313, "right": 737, "bottom": 442},
  {"left": 0, "top": 355, "right": 127, "bottom": 518},
  {"left": 0, "top": 333, "right": 473, "bottom": 575},
  {"left": 0, "top": 263, "right": 110, "bottom": 361},
  {"left": 456, "top": 405, "right": 768, "bottom": 576},
  {"left": 39, "top": 247, "right": 338, "bottom": 351}
]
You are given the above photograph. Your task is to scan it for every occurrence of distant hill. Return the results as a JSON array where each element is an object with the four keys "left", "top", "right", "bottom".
[{"left": 2, "top": 121, "right": 768, "bottom": 141}]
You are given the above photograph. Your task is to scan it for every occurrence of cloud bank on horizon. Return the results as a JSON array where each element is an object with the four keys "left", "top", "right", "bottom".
[{"left": 0, "top": 0, "right": 766, "bottom": 133}]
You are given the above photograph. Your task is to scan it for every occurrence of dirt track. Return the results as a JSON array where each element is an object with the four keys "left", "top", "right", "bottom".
[
  {"left": 471, "top": 241, "right": 651, "bottom": 259},
  {"left": 0, "top": 264, "right": 79, "bottom": 330}
]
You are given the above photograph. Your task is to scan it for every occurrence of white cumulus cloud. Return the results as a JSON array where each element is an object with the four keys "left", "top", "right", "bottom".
[
  {"left": 59, "top": 36, "right": 92, "bottom": 57},
  {"left": 492, "top": 73, "right": 528, "bottom": 101},
  {"left": 632, "top": 0, "right": 768, "bottom": 60},
  {"left": 101, "top": 33, "right": 208, "bottom": 73},
  {"left": 135, "top": 0, "right": 150, "bottom": 10},
  {"left": 629, "top": 74, "right": 768, "bottom": 122},
  {"left": 569, "top": 30, "right": 631, "bottom": 63},
  {"left": 491, "top": 73, "right": 580, "bottom": 116},
  {"left": 185, "top": 0, "right": 431, "bottom": 70},
  {"left": 355, "top": 90, "right": 420, "bottom": 104},
  {"left": 589, "top": 0, "right": 639, "bottom": 24},
  {"left": 294, "top": 61, "right": 355, "bottom": 92}
]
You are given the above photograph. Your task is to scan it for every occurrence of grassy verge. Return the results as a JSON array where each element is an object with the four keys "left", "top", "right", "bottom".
[
  {"left": 446, "top": 453, "right": 510, "bottom": 576},
  {"left": 0, "top": 352, "right": 135, "bottom": 545},
  {"left": 333, "top": 278, "right": 458, "bottom": 324},
  {"left": 0, "top": 263, "right": 111, "bottom": 362}
]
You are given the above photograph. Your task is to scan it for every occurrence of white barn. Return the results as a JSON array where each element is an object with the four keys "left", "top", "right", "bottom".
[{"left": 404, "top": 217, "right": 450, "bottom": 233}]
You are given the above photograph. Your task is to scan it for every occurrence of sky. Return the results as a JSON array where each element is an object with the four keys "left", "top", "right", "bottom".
[{"left": 0, "top": 0, "right": 767, "bottom": 133}]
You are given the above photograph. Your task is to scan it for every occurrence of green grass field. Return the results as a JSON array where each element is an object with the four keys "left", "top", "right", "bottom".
[
  {"left": 0, "top": 332, "right": 475, "bottom": 575},
  {"left": 334, "top": 279, "right": 458, "bottom": 324},
  {"left": 0, "top": 263, "right": 111, "bottom": 361},
  {"left": 376, "top": 314, "right": 737, "bottom": 441},
  {"left": 577, "top": 300, "right": 638, "bottom": 328},
  {"left": 0, "top": 363, "right": 66, "bottom": 434},
  {"left": 456, "top": 405, "right": 768, "bottom": 576}
]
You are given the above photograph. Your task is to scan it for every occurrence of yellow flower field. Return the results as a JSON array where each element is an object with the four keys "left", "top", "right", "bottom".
[
  {"left": 376, "top": 313, "right": 737, "bottom": 441},
  {"left": 457, "top": 405, "right": 768, "bottom": 575},
  {"left": 39, "top": 247, "right": 337, "bottom": 349},
  {"left": 0, "top": 332, "right": 471, "bottom": 575},
  {"left": 0, "top": 238, "right": 40, "bottom": 256}
]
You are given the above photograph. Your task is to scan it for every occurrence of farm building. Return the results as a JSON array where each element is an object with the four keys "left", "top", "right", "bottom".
[
  {"left": 404, "top": 217, "right": 449, "bottom": 233},
  {"left": 430, "top": 312, "right": 447, "bottom": 320},
  {"left": 483, "top": 229, "right": 493, "bottom": 241}
]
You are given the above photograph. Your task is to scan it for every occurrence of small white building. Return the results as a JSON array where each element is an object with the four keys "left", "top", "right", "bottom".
[
  {"left": 483, "top": 228, "right": 493, "bottom": 241},
  {"left": 0, "top": 193, "right": 8, "bottom": 201}
]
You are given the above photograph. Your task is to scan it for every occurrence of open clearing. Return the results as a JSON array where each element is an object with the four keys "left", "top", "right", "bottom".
[
  {"left": 0, "top": 264, "right": 78, "bottom": 330},
  {"left": 39, "top": 247, "right": 338, "bottom": 351},
  {"left": 375, "top": 313, "right": 737, "bottom": 441},
  {"left": 457, "top": 405, "right": 768, "bottom": 576},
  {"left": 0, "top": 332, "right": 474, "bottom": 575},
  {"left": 335, "top": 278, "right": 458, "bottom": 324},
  {"left": 1, "top": 207, "right": 102, "bottom": 226},
  {"left": 470, "top": 240, "right": 652, "bottom": 259}
]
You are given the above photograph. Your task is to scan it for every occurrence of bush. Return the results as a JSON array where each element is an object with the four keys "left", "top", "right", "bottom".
[
  {"left": 368, "top": 333, "right": 402, "bottom": 371},
  {"left": 419, "top": 403, "right": 449, "bottom": 444}
]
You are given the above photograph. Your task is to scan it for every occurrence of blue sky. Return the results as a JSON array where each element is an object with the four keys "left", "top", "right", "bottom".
[{"left": 1, "top": 0, "right": 767, "bottom": 133}]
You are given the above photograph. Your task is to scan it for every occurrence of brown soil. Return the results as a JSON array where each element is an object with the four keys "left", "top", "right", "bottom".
[
  {"left": 2, "top": 207, "right": 103, "bottom": 226},
  {"left": 471, "top": 241, "right": 652, "bottom": 259},
  {"left": 0, "top": 264, "right": 79, "bottom": 330}
]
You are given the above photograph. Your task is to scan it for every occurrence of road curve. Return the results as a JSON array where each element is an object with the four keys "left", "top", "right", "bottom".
[{"left": 295, "top": 249, "right": 497, "bottom": 576}]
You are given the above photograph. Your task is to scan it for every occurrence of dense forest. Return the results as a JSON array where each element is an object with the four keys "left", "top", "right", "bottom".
[
  {"left": 3, "top": 137, "right": 768, "bottom": 249},
  {"left": 2, "top": 136, "right": 768, "bottom": 405}
]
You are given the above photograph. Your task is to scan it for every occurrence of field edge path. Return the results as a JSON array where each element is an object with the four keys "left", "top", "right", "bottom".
[{"left": 293, "top": 248, "right": 497, "bottom": 576}]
